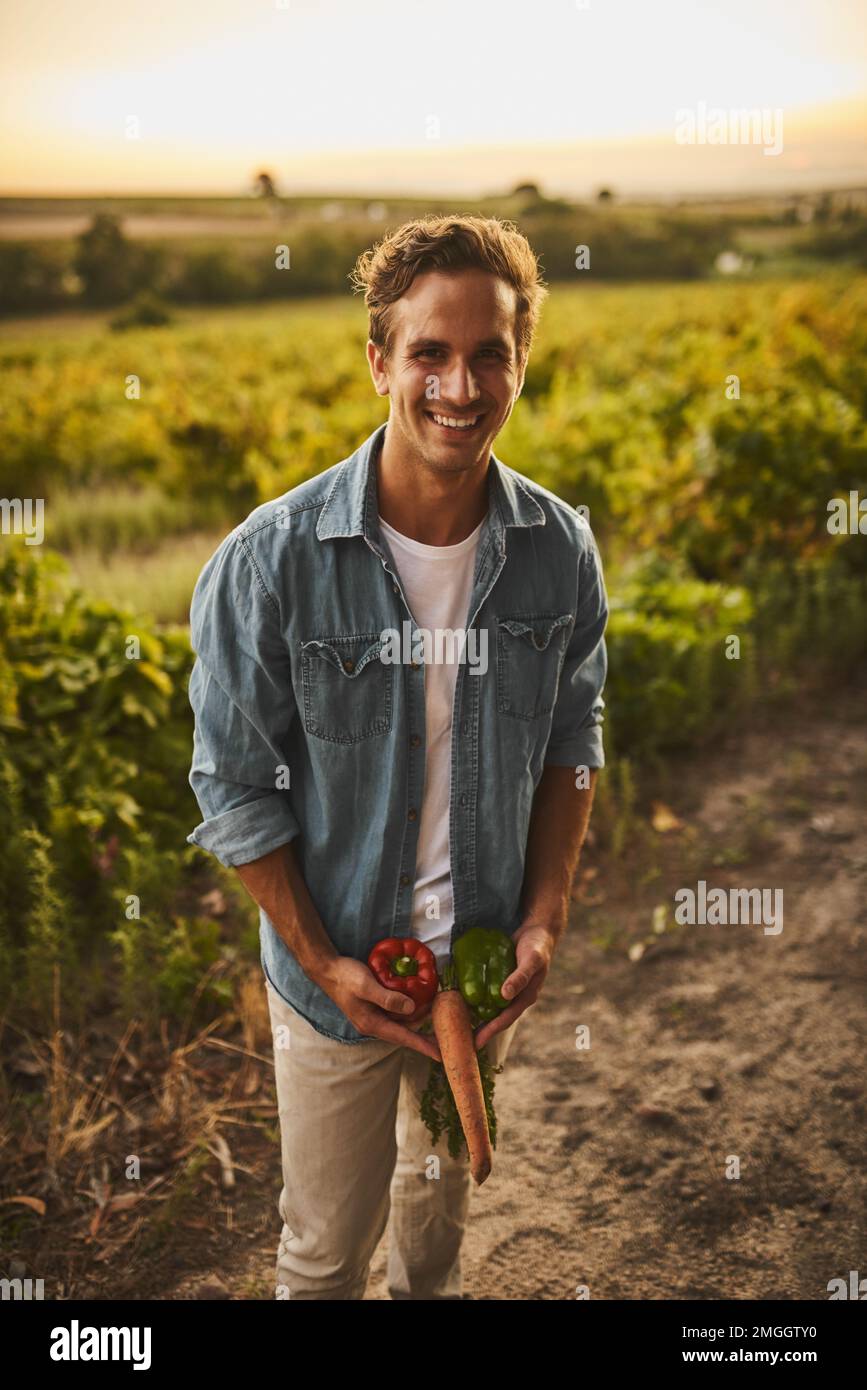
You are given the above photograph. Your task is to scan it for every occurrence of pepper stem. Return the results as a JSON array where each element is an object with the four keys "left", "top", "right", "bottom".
[{"left": 391, "top": 954, "right": 419, "bottom": 978}]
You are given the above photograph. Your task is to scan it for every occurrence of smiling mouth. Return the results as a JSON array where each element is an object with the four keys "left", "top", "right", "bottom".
[{"left": 425, "top": 410, "right": 485, "bottom": 433}]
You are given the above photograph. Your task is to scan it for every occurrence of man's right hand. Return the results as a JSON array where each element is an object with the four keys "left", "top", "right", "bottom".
[{"left": 316, "top": 956, "right": 442, "bottom": 1062}]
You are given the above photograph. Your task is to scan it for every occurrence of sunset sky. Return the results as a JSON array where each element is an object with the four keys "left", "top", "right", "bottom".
[{"left": 1, "top": 0, "right": 865, "bottom": 195}]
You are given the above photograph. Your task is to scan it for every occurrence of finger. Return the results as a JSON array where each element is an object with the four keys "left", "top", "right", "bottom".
[
  {"left": 474, "top": 998, "right": 525, "bottom": 1050},
  {"left": 503, "top": 947, "right": 547, "bottom": 997},
  {"left": 406, "top": 995, "right": 433, "bottom": 1020},
  {"left": 406, "top": 1000, "right": 434, "bottom": 1029},
  {"left": 474, "top": 988, "right": 539, "bottom": 1051},
  {"left": 501, "top": 963, "right": 538, "bottom": 1000},
  {"left": 368, "top": 984, "right": 417, "bottom": 1018},
  {"left": 370, "top": 1014, "right": 442, "bottom": 1061},
  {"left": 414, "top": 1033, "right": 442, "bottom": 1064},
  {"left": 473, "top": 1015, "right": 507, "bottom": 1052}
]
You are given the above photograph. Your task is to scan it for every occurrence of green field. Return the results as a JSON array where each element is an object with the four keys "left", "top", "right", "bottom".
[
  {"left": 2, "top": 275, "right": 866, "bottom": 1025},
  {"left": 4, "top": 274, "right": 866, "bottom": 592}
]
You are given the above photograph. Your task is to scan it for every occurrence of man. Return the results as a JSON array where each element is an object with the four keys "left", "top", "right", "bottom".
[{"left": 186, "top": 215, "right": 609, "bottom": 1300}]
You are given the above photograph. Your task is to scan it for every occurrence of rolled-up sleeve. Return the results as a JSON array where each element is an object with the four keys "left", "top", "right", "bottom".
[
  {"left": 544, "top": 532, "right": 609, "bottom": 770},
  {"left": 186, "top": 530, "right": 301, "bottom": 867}
]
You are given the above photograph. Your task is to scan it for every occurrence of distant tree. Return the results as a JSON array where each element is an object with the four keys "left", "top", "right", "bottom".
[
  {"left": 597, "top": 187, "right": 614, "bottom": 203},
  {"left": 538, "top": 195, "right": 576, "bottom": 217},
  {"left": 814, "top": 193, "right": 834, "bottom": 224},
  {"left": 512, "top": 181, "right": 540, "bottom": 198},
  {"left": 110, "top": 290, "right": 173, "bottom": 332},
  {"left": 0, "top": 243, "right": 68, "bottom": 313},
  {"left": 74, "top": 214, "right": 143, "bottom": 305},
  {"left": 255, "top": 170, "right": 277, "bottom": 199},
  {"left": 171, "top": 247, "right": 258, "bottom": 303}
]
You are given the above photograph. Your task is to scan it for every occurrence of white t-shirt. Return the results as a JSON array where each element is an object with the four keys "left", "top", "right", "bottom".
[{"left": 378, "top": 513, "right": 484, "bottom": 967}]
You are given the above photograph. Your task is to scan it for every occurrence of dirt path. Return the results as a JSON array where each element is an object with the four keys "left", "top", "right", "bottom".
[{"left": 27, "top": 679, "right": 861, "bottom": 1301}]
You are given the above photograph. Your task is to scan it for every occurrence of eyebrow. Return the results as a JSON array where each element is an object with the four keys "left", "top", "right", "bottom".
[{"left": 406, "top": 335, "right": 513, "bottom": 354}]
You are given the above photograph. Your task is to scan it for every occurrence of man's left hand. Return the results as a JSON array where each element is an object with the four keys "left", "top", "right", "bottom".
[{"left": 472, "top": 918, "right": 561, "bottom": 1052}]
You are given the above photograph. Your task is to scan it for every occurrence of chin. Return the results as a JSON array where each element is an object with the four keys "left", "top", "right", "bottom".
[{"left": 428, "top": 438, "right": 490, "bottom": 471}]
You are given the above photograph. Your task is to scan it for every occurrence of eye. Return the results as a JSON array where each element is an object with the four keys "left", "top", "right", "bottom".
[
  {"left": 478, "top": 348, "right": 503, "bottom": 359},
  {"left": 414, "top": 348, "right": 443, "bottom": 360}
]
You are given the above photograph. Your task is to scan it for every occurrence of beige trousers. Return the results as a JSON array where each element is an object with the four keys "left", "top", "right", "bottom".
[{"left": 265, "top": 976, "right": 523, "bottom": 1300}]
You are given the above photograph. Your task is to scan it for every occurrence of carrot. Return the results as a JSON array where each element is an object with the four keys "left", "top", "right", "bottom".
[{"left": 432, "top": 984, "right": 493, "bottom": 1186}]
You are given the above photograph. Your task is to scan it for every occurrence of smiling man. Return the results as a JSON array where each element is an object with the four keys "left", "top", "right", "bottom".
[{"left": 186, "top": 215, "right": 609, "bottom": 1300}]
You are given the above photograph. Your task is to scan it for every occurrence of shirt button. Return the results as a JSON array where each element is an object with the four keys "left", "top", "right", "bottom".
[
  {"left": 533, "top": 634, "right": 545, "bottom": 649},
  {"left": 462, "top": 721, "right": 469, "bottom": 734},
  {"left": 460, "top": 793, "right": 468, "bottom": 807},
  {"left": 410, "top": 734, "right": 421, "bottom": 748},
  {"left": 343, "top": 658, "right": 355, "bottom": 672},
  {"left": 410, "top": 660, "right": 421, "bottom": 670},
  {"left": 408, "top": 807, "right": 417, "bottom": 821},
  {"left": 400, "top": 873, "right": 410, "bottom": 887}
]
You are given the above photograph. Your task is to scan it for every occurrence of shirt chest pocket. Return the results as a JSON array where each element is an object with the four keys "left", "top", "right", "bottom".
[
  {"left": 496, "top": 612, "right": 573, "bottom": 721},
  {"left": 300, "top": 633, "right": 394, "bottom": 743}
]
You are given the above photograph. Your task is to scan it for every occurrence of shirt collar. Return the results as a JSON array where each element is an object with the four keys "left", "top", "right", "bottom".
[{"left": 316, "top": 421, "right": 546, "bottom": 546}]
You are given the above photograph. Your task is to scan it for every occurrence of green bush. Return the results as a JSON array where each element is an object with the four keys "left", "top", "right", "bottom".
[
  {"left": 169, "top": 246, "right": 261, "bottom": 303},
  {"left": 74, "top": 213, "right": 165, "bottom": 306},
  {"left": 110, "top": 290, "right": 174, "bottom": 331},
  {"left": 605, "top": 558, "right": 754, "bottom": 759},
  {"left": 0, "top": 546, "right": 200, "bottom": 1022},
  {"left": 0, "top": 241, "right": 72, "bottom": 313}
]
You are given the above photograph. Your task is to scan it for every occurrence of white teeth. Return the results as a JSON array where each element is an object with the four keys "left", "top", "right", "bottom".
[{"left": 431, "top": 414, "right": 479, "bottom": 429}]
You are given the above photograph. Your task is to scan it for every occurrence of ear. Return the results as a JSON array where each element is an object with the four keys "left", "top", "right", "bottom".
[
  {"left": 514, "top": 354, "right": 528, "bottom": 400},
  {"left": 367, "top": 340, "right": 390, "bottom": 398}
]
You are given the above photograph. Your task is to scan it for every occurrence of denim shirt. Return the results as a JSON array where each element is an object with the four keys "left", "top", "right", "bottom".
[{"left": 186, "top": 422, "right": 609, "bottom": 1043}]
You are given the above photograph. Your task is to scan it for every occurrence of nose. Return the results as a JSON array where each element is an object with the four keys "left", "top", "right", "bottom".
[{"left": 439, "top": 357, "right": 481, "bottom": 409}]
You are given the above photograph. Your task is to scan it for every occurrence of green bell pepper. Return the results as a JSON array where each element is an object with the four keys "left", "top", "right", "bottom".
[{"left": 453, "top": 927, "right": 517, "bottom": 1023}]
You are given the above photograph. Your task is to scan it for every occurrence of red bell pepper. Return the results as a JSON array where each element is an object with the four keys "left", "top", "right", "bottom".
[{"left": 367, "top": 937, "right": 438, "bottom": 1014}]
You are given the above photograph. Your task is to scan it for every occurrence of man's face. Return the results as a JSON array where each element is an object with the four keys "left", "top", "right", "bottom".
[{"left": 367, "top": 268, "right": 526, "bottom": 474}]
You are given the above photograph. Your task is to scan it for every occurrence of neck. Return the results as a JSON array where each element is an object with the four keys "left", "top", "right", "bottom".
[{"left": 376, "top": 422, "right": 490, "bottom": 545}]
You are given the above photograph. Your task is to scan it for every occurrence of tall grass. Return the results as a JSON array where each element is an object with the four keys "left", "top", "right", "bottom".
[
  {"left": 47, "top": 484, "right": 224, "bottom": 556},
  {"left": 64, "top": 528, "right": 225, "bottom": 624}
]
